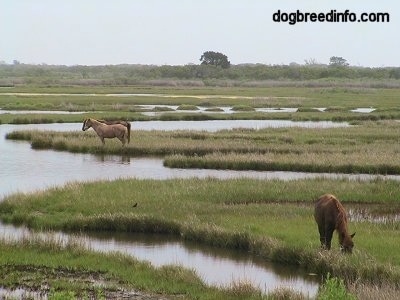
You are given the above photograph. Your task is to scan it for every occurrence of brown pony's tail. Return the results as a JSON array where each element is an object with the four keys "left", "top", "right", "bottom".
[{"left": 127, "top": 122, "right": 131, "bottom": 144}]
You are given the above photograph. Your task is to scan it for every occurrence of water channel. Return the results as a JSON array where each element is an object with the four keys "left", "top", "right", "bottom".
[{"left": 0, "top": 119, "right": 396, "bottom": 297}]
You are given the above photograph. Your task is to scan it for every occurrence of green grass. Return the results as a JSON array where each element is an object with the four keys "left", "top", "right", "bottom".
[
  {"left": 1, "top": 178, "right": 400, "bottom": 285},
  {"left": 177, "top": 104, "right": 199, "bottom": 110},
  {"left": 231, "top": 105, "right": 255, "bottom": 111},
  {"left": 318, "top": 274, "right": 356, "bottom": 300}
]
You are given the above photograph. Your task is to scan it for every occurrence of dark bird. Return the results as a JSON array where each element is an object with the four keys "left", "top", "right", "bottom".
[{"left": 132, "top": 202, "right": 138, "bottom": 208}]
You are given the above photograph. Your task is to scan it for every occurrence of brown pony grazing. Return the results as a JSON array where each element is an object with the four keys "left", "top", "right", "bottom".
[
  {"left": 82, "top": 118, "right": 130, "bottom": 146},
  {"left": 97, "top": 119, "right": 131, "bottom": 144},
  {"left": 314, "top": 194, "right": 355, "bottom": 253}
]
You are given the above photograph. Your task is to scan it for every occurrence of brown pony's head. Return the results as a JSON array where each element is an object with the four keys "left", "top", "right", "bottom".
[{"left": 341, "top": 232, "right": 355, "bottom": 253}]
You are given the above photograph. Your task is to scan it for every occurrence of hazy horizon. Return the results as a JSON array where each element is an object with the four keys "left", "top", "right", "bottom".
[{"left": 2, "top": 1, "right": 399, "bottom": 67}]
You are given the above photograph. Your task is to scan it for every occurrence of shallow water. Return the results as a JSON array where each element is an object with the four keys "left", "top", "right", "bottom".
[
  {"left": 139, "top": 105, "right": 298, "bottom": 116},
  {"left": 350, "top": 108, "right": 376, "bottom": 113}
]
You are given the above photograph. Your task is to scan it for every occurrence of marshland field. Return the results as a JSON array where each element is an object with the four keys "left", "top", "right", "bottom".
[{"left": 1, "top": 64, "right": 400, "bottom": 299}]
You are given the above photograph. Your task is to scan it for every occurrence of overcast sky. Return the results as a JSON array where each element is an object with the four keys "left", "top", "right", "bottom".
[{"left": 1, "top": 0, "right": 398, "bottom": 67}]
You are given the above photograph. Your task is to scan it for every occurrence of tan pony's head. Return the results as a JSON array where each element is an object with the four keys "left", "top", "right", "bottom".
[{"left": 82, "top": 118, "right": 92, "bottom": 131}]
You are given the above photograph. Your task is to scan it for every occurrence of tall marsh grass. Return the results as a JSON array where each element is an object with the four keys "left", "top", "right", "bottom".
[{"left": 164, "top": 151, "right": 400, "bottom": 174}]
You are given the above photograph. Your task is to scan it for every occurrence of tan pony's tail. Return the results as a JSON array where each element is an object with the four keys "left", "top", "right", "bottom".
[{"left": 126, "top": 122, "right": 131, "bottom": 144}]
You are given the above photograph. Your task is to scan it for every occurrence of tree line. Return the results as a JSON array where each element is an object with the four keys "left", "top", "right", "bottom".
[{"left": 1, "top": 61, "right": 400, "bottom": 87}]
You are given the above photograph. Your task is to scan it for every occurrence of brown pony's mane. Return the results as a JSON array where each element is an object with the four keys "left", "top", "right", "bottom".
[{"left": 332, "top": 197, "right": 350, "bottom": 245}]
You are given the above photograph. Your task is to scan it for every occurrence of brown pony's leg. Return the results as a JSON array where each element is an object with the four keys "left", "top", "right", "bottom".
[
  {"left": 318, "top": 223, "right": 334, "bottom": 250},
  {"left": 318, "top": 225, "right": 327, "bottom": 249},
  {"left": 324, "top": 226, "right": 335, "bottom": 250}
]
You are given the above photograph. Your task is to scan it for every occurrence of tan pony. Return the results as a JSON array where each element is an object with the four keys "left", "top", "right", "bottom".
[
  {"left": 314, "top": 194, "right": 355, "bottom": 253},
  {"left": 82, "top": 118, "right": 130, "bottom": 146},
  {"left": 97, "top": 119, "right": 131, "bottom": 144}
]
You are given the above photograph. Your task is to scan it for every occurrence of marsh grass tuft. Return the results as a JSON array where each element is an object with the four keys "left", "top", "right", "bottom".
[
  {"left": 348, "top": 282, "right": 400, "bottom": 300},
  {"left": 177, "top": 104, "right": 199, "bottom": 110},
  {"left": 226, "top": 279, "right": 262, "bottom": 298},
  {"left": 267, "top": 287, "right": 307, "bottom": 300},
  {"left": 181, "top": 223, "right": 252, "bottom": 250},
  {"left": 67, "top": 213, "right": 181, "bottom": 234},
  {"left": 318, "top": 274, "right": 356, "bottom": 300},
  {"left": 231, "top": 104, "right": 255, "bottom": 111}
]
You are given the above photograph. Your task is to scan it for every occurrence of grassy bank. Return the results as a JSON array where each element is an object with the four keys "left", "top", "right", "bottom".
[
  {"left": 1, "top": 178, "right": 400, "bottom": 288},
  {"left": 6, "top": 120, "right": 400, "bottom": 175},
  {"left": 0, "top": 234, "right": 272, "bottom": 300},
  {"left": 164, "top": 151, "right": 400, "bottom": 174}
]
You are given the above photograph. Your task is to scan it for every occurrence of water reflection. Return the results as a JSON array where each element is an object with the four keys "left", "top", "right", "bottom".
[
  {"left": 95, "top": 154, "right": 131, "bottom": 164},
  {"left": 88, "top": 231, "right": 319, "bottom": 293},
  {"left": 348, "top": 204, "right": 400, "bottom": 224}
]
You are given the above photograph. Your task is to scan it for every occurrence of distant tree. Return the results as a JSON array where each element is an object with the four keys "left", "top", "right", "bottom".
[
  {"left": 304, "top": 58, "right": 319, "bottom": 65},
  {"left": 329, "top": 56, "right": 349, "bottom": 67},
  {"left": 13, "top": 60, "right": 20, "bottom": 65},
  {"left": 200, "top": 51, "right": 231, "bottom": 69},
  {"left": 389, "top": 68, "right": 400, "bottom": 79}
]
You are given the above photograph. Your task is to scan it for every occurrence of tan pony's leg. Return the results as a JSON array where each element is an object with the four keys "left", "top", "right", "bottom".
[
  {"left": 118, "top": 136, "right": 126, "bottom": 146},
  {"left": 117, "top": 129, "right": 127, "bottom": 146}
]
